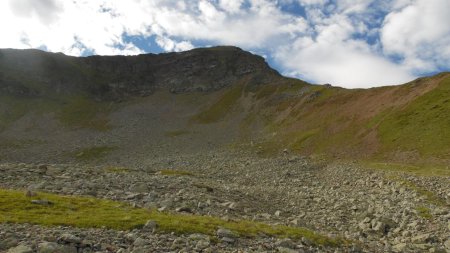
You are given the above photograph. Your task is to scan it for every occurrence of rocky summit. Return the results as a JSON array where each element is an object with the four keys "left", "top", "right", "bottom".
[
  {"left": 0, "top": 46, "right": 280, "bottom": 99},
  {"left": 0, "top": 47, "right": 449, "bottom": 253}
]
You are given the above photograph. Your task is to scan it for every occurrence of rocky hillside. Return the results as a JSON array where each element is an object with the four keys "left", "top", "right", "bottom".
[
  {"left": 0, "top": 46, "right": 280, "bottom": 99},
  {"left": 0, "top": 47, "right": 449, "bottom": 164}
]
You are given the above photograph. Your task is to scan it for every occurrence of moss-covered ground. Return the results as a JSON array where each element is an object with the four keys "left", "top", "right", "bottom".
[{"left": 0, "top": 189, "right": 344, "bottom": 247}]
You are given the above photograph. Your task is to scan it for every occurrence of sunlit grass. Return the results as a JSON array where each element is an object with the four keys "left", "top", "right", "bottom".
[{"left": 0, "top": 189, "right": 345, "bottom": 247}]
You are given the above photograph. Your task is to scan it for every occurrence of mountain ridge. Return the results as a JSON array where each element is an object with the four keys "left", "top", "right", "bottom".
[
  {"left": 0, "top": 46, "right": 281, "bottom": 99},
  {"left": 0, "top": 46, "right": 449, "bottom": 165}
]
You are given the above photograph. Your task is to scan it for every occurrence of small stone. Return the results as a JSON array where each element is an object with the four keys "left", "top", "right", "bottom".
[
  {"left": 444, "top": 239, "right": 450, "bottom": 250},
  {"left": 228, "top": 202, "right": 238, "bottom": 209},
  {"left": 412, "top": 233, "right": 433, "bottom": 243},
  {"left": 277, "top": 247, "right": 298, "bottom": 253},
  {"left": 130, "top": 183, "right": 148, "bottom": 193},
  {"left": 133, "top": 237, "right": 150, "bottom": 247},
  {"left": 171, "top": 238, "right": 185, "bottom": 250},
  {"left": 392, "top": 243, "right": 407, "bottom": 252},
  {"left": 176, "top": 206, "right": 193, "bottom": 213},
  {"left": 37, "top": 164, "right": 48, "bottom": 173},
  {"left": 412, "top": 244, "right": 431, "bottom": 250},
  {"left": 31, "top": 199, "right": 53, "bottom": 205},
  {"left": 45, "top": 166, "right": 60, "bottom": 176},
  {"left": 275, "top": 238, "right": 296, "bottom": 249},
  {"left": 7, "top": 245, "right": 33, "bottom": 253},
  {"left": 216, "top": 228, "right": 236, "bottom": 238},
  {"left": 195, "top": 240, "right": 210, "bottom": 250},
  {"left": 38, "top": 242, "right": 77, "bottom": 253},
  {"left": 220, "top": 237, "right": 235, "bottom": 243},
  {"left": 1, "top": 237, "right": 18, "bottom": 250},
  {"left": 372, "top": 221, "right": 387, "bottom": 234},
  {"left": 275, "top": 210, "right": 281, "bottom": 217},
  {"left": 143, "top": 220, "right": 158, "bottom": 231},
  {"left": 59, "top": 233, "right": 82, "bottom": 244}
]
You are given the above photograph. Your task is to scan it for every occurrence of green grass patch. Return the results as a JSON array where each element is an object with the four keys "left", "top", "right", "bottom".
[
  {"left": 0, "top": 95, "right": 32, "bottom": 131},
  {"left": 386, "top": 176, "right": 449, "bottom": 208},
  {"left": 0, "top": 188, "right": 149, "bottom": 229},
  {"left": 164, "top": 130, "right": 190, "bottom": 137},
  {"left": 0, "top": 189, "right": 344, "bottom": 247},
  {"left": 0, "top": 94, "right": 115, "bottom": 132},
  {"left": 104, "top": 166, "right": 129, "bottom": 173},
  {"left": 192, "top": 85, "right": 243, "bottom": 123},
  {"left": 58, "top": 96, "right": 112, "bottom": 131},
  {"left": 159, "top": 169, "right": 194, "bottom": 176},
  {"left": 290, "top": 129, "right": 320, "bottom": 151},
  {"left": 416, "top": 206, "right": 432, "bottom": 219},
  {"left": 377, "top": 76, "right": 450, "bottom": 157},
  {"left": 73, "top": 146, "right": 116, "bottom": 161}
]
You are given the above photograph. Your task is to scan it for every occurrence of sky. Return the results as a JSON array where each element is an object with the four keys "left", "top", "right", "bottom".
[{"left": 1, "top": 0, "right": 449, "bottom": 88}]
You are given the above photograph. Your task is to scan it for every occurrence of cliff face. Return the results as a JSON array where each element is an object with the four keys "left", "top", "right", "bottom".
[{"left": 0, "top": 46, "right": 281, "bottom": 99}]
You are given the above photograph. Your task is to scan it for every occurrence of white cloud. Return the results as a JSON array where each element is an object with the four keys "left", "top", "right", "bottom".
[
  {"left": 219, "top": 0, "right": 245, "bottom": 13},
  {"left": 276, "top": 37, "right": 414, "bottom": 88},
  {"left": 297, "top": 0, "right": 328, "bottom": 6},
  {"left": 381, "top": 0, "right": 450, "bottom": 72},
  {"left": 9, "top": 0, "right": 62, "bottom": 25},
  {"left": 275, "top": 13, "right": 415, "bottom": 88},
  {"left": 155, "top": 36, "right": 193, "bottom": 52}
]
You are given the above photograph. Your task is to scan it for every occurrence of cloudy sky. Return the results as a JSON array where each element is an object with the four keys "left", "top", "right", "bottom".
[{"left": 1, "top": 0, "right": 449, "bottom": 88}]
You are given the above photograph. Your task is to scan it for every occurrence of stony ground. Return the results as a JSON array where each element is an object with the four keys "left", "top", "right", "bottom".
[{"left": 0, "top": 150, "right": 449, "bottom": 253}]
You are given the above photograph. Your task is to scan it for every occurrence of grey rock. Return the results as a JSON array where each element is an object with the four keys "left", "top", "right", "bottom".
[
  {"left": 195, "top": 240, "right": 210, "bottom": 250},
  {"left": 38, "top": 242, "right": 77, "bottom": 253},
  {"left": 444, "top": 239, "right": 450, "bottom": 250},
  {"left": 130, "top": 183, "right": 148, "bottom": 193},
  {"left": 1, "top": 237, "right": 18, "bottom": 250},
  {"left": 130, "top": 248, "right": 148, "bottom": 253},
  {"left": 220, "top": 237, "right": 236, "bottom": 243},
  {"left": 143, "top": 220, "right": 158, "bottom": 231},
  {"left": 175, "top": 206, "right": 193, "bottom": 213},
  {"left": 171, "top": 238, "right": 186, "bottom": 250},
  {"left": 392, "top": 243, "right": 407, "bottom": 252},
  {"left": 277, "top": 247, "right": 298, "bottom": 253},
  {"left": 133, "top": 237, "right": 150, "bottom": 247},
  {"left": 59, "top": 233, "right": 82, "bottom": 244},
  {"left": 412, "top": 233, "right": 434, "bottom": 243},
  {"left": 216, "top": 228, "right": 237, "bottom": 238},
  {"left": 275, "top": 238, "right": 296, "bottom": 249},
  {"left": 7, "top": 245, "right": 33, "bottom": 253},
  {"left": 45, "top": 166, "right": 61, "bottom": 176}
]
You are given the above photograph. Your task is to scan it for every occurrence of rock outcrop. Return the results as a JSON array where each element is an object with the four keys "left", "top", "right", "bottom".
[{"left": 0, "top": 46, "right": 281, "bottom": 99}]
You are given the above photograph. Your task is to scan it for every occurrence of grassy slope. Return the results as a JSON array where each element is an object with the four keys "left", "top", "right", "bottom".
[
  {"left": 0, "top": 94, "right": 113, "bottom": 131},
  {"left": 195, "top": 73, "right": 450, "bottom": 164},
  {"left": 377, "top": 76, "right": 450, "bottom": 158}
]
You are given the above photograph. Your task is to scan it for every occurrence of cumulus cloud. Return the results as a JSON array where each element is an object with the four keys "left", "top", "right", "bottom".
[
  {"left": 9, "top": 0, "right": 62, "bottom": 25},
  {"left": 0, "top": 0, "right": 448, "bottom": 88},
  {"left": 381, "top": 0, "right": 450, "bottom": 72},
  {"left": 275, "top": 13, "right": 414, "bottom": 87}
]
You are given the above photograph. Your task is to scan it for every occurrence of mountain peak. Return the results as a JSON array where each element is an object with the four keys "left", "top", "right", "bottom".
[{"left": 0, "top": 47, "right": 281, "bottom": 99}]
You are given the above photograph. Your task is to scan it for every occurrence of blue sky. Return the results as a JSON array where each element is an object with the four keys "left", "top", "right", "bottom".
[{"left": 1, "top": 0, "right": 449, "bottom": 88}]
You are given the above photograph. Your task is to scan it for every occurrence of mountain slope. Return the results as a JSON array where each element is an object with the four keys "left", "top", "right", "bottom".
[
  {"left": 234, "top": 72, "right": 450, "bottom": 163},
  {"left": 0, "top": 47, "right": 448, "bottom": 164}
]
